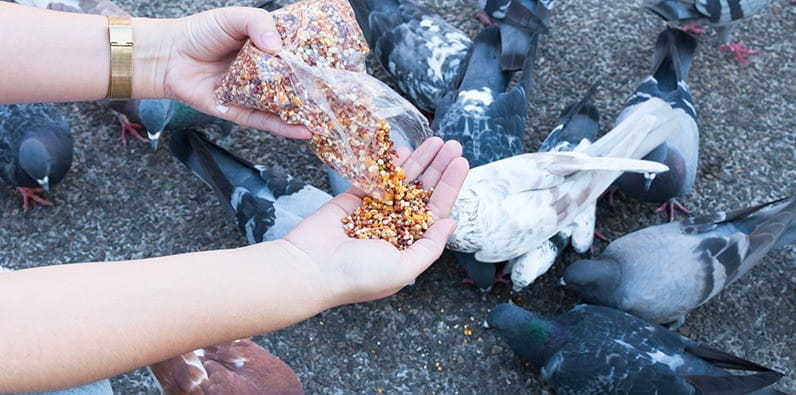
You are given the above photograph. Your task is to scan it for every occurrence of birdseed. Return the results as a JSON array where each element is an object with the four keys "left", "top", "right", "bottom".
[{"left": 214, "top": 0, "right": 434, "bottom": 249}]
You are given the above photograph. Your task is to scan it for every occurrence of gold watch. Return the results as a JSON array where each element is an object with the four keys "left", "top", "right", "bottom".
[{"left": 107, "top": 16, "right": 133, "bottom": 99}]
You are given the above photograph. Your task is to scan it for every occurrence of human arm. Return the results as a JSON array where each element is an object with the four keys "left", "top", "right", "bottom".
[
  {"left": 0, "top": 137, "right": 468, "bottom": 392},
  {"left": 0, "top": 3, "right": 310, "bottom": 138}
]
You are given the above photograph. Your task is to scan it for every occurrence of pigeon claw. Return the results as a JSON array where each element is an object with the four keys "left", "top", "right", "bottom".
[
  {"left": 115, "top": 114, "right": 150, "bottom": 145},
  {"left": 593, "top": 230, "right": 608, "bottom": 242},
  {"left": 719, "top": 40, "right": 759, "bottom": 66},
  {"left": 16, "top": 187, "right": 52, "bottom": 212},
  {"left": 656, "top": 199, "right": 689, "bottom": 222},
  {"left": 599, "top": 187, "right": 622, "bottom": 208},
  {"left": 474, "top": 11, "right": 495, "bottom": 26},
  {"left": 680, "top": 23, "right": 705, "bottom": 35}
]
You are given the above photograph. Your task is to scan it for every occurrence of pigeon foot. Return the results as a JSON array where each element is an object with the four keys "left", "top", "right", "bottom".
[
  {"left": 656, "top": 199, "right": 689, "bottom": 222},
  {"left": 115, "top": 113, "right": 149, "bottom": 145},
  {"left": 680, "top": 23, "right": 705, "bottom": 35},
  {"left": 474, "top": 11, "right": 495, "bottom": 26},
  {"left": 599, "top": 187, "right": 622, "bottom": 208},
  {"left": 719, "top": 40, "right": 759, "bottom": 66},
  {"left": 16, "top": 187, "right": 52, "bottom": 212},
  {"left": 463, "top": 270, "right": 510, "bottom": 292}
]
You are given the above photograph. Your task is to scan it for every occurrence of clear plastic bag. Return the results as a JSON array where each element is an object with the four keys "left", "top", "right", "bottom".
[{"left": 215, "top": 0, "right": 432, "bottom": 200}]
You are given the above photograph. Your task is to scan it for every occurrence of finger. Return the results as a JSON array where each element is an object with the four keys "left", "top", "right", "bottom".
[
  {"left": 324, "top": 192, "right": 362, "bottom": 215},
  {"left": 399, "top": 137, "right": 444, "bottom": 181},
  {"left": 215, "top": 7, "right": 282, "bottom": 52},
  {"left": 418, "top": 140, "right": 463, "bottom": 189},
  {"left": 427, "top": 157, "right": 469, "bottom": 218},
  {"left": 392, "top": 146, "right": 412, "bottom": 167},
  {"left": 402, "top": 218, "right": 458, "bottom": 276},
  {"left": 215, "top": 104, "right": 312, "bottom": 139}
]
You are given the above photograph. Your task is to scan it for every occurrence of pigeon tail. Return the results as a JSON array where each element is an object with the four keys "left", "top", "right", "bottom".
[
  {"left": 582, "top": 98, "right": 677, "bottom": 161},
  {"left": 457, "top": 26, "right": 511, "bottom": 92},
  {"left": 644, "top": 0, "right": 702, "bottom": 23},
  {"left": 651, "top": 28, "right": 698, "bottom": 92},
  {"left": 539, "top": 79, "right": 601, "bottom": 153}
]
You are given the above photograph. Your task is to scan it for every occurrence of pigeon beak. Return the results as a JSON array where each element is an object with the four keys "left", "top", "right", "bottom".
[
  {"left": 148, "top": 130, "right": 163, "bottom": 150},
  {"left": 482, "top": 320, "right": 493, "bottom": 330},
  {"left": 559, "top": 277, "right": 567, "bottom": 287},
  {"left": 37, "top": 176, "right": 50, "bottom": 193}
]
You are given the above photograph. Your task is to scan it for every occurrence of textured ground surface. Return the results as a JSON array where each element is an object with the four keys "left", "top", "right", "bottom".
[{"left": 1, "top": 0, "right": 794, "bottom": 393}]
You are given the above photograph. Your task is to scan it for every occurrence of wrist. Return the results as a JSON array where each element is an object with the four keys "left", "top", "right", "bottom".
[
  {"left": 130, "top": 17, "right": 173, "bottom": 98},
  {"left": 240, "top": 240, "right": 342, "bottom": 314}
]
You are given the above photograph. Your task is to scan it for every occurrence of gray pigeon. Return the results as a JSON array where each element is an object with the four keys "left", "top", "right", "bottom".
[
  {"left": 474, "top": 0, "right": 551, "bottom": 70},
  {"left": 645, "top": 0, "right": 771, "bottom": 65},
  {"left": 348, "top": 0, "right": 473, "bottom": 113},
  {"left": 431, "top": 25, "right": 537, "bottom": 168},
  {"left": 613, "top": 28, "right": 699, "bottom": 222},
  {"left": 447, "top": 98, "right": 676, "bottom": 276},
  {"left": 563, "top": 195, "right": 796, "bottom": 328},
  {"left": 115, "top": 99, "right": 236, "bottom": 150},
  {"left": 507, "top": 81, "right": 601, "bottom": 291},
  {"left": 486, "top": 303, "right": 785, "bottom": 394},
  {"left": 169, "top": 129, "right": 331, "bottom": 243},
  {"left": 0, "top": 104, "right": 74, "bottom": 211}
]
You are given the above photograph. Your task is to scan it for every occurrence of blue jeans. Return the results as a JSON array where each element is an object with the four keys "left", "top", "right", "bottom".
[{"left": 12, "top": 379, "right": 113, "bottom": 395}]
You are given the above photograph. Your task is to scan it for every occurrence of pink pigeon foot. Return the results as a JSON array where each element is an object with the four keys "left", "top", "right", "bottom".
[
  {"left": 463, "top": 271, "right": 510, "bottom": 290},
  {"left": 656, "top": 199, "right": 689, "bottom": 222},
  {"left": 599, "top": 187, "right": 622, "bottom": 208},
  {"left": 115, "top": 113, "right": 149, "bottom": 145},
  {"left": 719, "top": 40, "right": 759, "bottom": 66},
  {"left": 475, "top": 11, "right": 495, "bottom": 26},
  {"left": 593, "top": 230, "right": 608, "bottom": 242},
  {"left": 680, "top": 23, "right": 705, "bottom": 35},
  {"left": 16, "top": 187, "right": 52, "bottom": 212}
]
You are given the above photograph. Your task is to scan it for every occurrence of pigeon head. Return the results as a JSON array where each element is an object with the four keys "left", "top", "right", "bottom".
[
  {"left": 138, "top": 99, "right": 175, "bottom": 149},
  {"left": 561, "top": 258, "right": 621, "bottom": 306},
  {"left": 17, "top": 134, "right": 71, "bottom": 192},
  {"left": 486, "top": 303, "right": 569, "bottom": 366}
]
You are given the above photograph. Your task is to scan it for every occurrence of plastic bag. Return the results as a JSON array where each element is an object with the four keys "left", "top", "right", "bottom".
[{"left": 214, "top": 0, "right": 432, "bottom": 201}]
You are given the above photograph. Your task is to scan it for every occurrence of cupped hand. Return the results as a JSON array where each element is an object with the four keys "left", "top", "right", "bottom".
[
  {"left": 156, "top": 7, "right": 311, "bottom": 139},
  {"left": 284, "top": 137, "right": 469, "bottom": 306}
]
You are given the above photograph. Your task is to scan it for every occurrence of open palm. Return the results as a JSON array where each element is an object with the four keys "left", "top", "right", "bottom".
[{"left": 285, "top": 138, "right": 468, "bottom": 304}]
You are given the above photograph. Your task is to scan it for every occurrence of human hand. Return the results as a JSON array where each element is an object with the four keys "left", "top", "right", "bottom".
[
  {"left": 282, "top": 137, "right": 469, "bottom": 306},
  {"left": 136, "top": 7, "right": 311, "bottom": 139}
]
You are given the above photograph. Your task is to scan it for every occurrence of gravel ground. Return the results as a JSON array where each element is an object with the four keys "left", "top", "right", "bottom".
[{"left": 1, "top": 0, "right": 794, "bottom": 393}]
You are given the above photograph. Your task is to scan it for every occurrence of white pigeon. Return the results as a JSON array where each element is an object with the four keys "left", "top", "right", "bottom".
[{"left": 447, "top": 98, "right": 679, "bottom": 286}]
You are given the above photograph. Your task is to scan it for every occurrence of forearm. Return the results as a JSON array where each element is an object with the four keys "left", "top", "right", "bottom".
[
  {"left": 0, "top": 3, "right": 170, "bottom": 103},
  {"left": 0, "top": 240, "right": 332, "bottom": 393}
]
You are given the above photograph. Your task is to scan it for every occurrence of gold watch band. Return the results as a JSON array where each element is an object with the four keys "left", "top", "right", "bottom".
[{"left": 107, "top": 16, "right": 133, "bottom": 99}]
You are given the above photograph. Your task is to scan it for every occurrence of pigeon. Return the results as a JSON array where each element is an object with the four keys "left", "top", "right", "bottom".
[
  {"left": 474, "top": 0, "right": 551, "bottom": 70},
  {"left": 348, "top": 0, "right": 473, "bottom": 113},
  {"left": 563, "top": 195, "right": 796, "bottom": 328},
  {"left": 134, "top": 99, "right": 236, "bottom": 150},
  {"left": 149, "top": 338, "right": 304, "bottom": 395},
  {"left": 0, "top": 103, "right": 74, "bottom": 211},
  {"left": 486, "top": 303, "right": 785, "bottom": 394},
  {"left": 429, "top": 25, "right": 538, "bottom": 289},
  {"left": 431, "top": 25, "right": 536, "bottom": 168},
  {"left": 507, "top": 81, "right": 601, "bottom": 292},
  {"left": 446, "top": 98, "right": 677, "bottom": 276},
  {"left": 613, "top": 28, "right": 699, "bottom": 222},
  {"left": 644, "top": 0, "right": 771, "bottom": 65},
  {"left": 169, "top": 129, "right": 331, "bottom": 244}
]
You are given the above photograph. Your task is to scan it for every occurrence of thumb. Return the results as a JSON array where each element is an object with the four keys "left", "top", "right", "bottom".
[
  {"left": 403, "top": 218, "right": 458, "bottom": 275},
  {"left": 214, "top": 7, "right": 283, "bottom": 52},
  {"left": 245, "top": 8, "right": 283, "bottom": 52}
]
